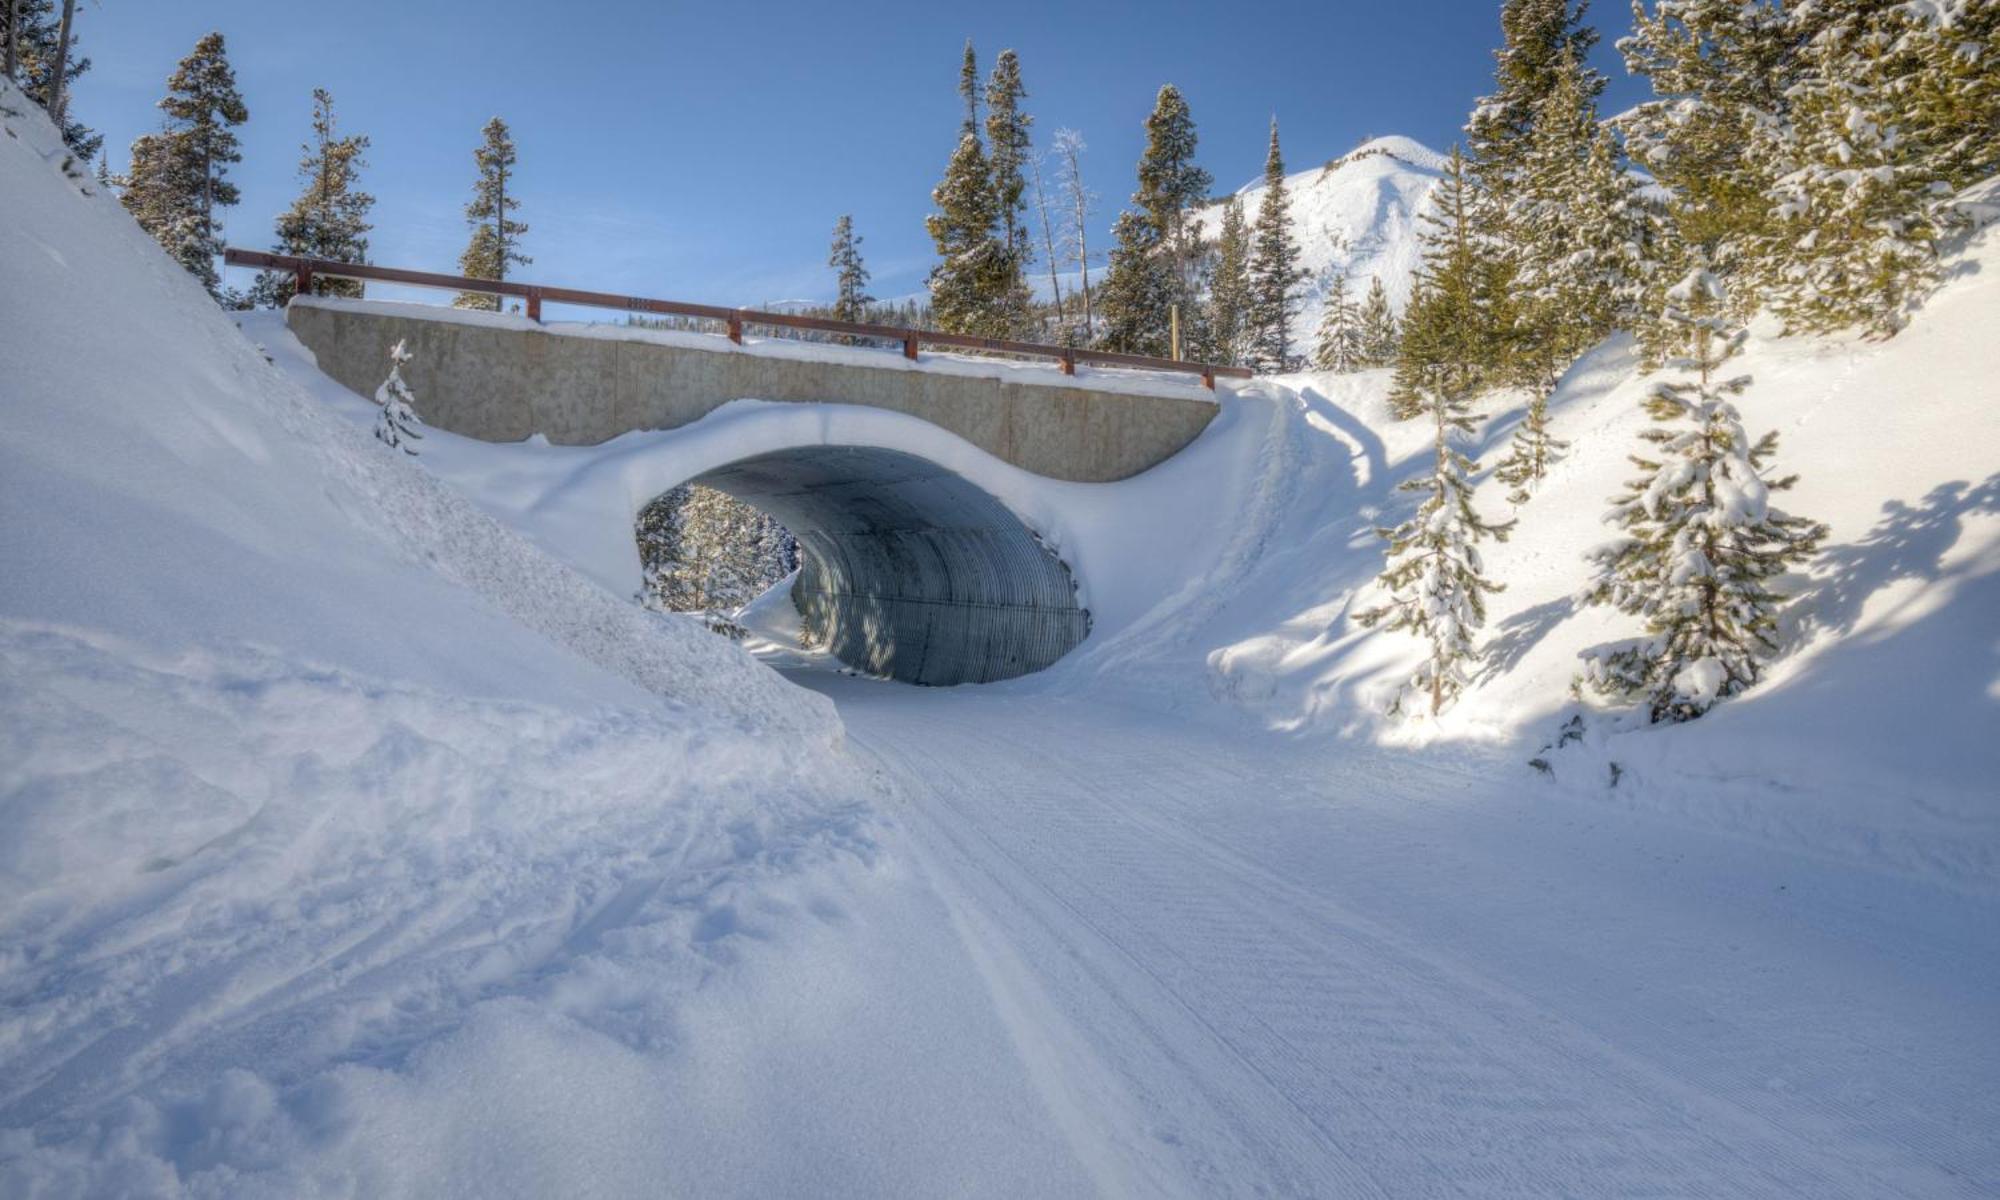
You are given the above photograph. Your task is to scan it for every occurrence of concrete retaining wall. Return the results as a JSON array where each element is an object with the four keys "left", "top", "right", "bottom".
[{"left": 288, "top": 300, "right": 1218, "bottom": 483}]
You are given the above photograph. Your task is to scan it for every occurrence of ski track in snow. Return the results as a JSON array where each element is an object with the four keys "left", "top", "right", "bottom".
[{"left": 828, "top": 684, "right": 1997, "bottom": 1197}]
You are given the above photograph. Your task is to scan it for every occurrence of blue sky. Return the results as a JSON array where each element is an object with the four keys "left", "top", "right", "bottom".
[{"left": 70, "top": 0, "right": 1648, "bottom": 309}]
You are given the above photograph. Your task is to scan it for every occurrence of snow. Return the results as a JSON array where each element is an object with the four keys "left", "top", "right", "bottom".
[
  {"left": 7, "top": 74, "right": 1999, "bottom": 1198},
  {"left": 1198, "top": 134, "right": 1446, "bottom": 353}
]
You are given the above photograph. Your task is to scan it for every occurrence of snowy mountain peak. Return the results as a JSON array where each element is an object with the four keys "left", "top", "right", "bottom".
[{"left": 1204, "top": 134, "right": 1445, "bottom": 348}]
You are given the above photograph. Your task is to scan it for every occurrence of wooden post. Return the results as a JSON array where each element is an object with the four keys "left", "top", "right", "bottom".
[
  {"left": 525, "top": 289, "right": 542, "bottom": 322},
  {"left": 727, "top": 313, "right": 744, "bottom": 344},
  {"left": 1060, "top": 350, "right": 1076, "bottom": 376},
  {"left": 902, "top": 333, "right": 919, "bottom": 361},
  {"left": 1202, "top": 367, "right": 1215, "bottom": 390},
  {"left": 294, "top": 261, "right": 313, "bottom": 299}
]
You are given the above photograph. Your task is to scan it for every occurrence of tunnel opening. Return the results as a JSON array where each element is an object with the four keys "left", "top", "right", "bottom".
[{"left": 644, "top": 445, "right": 1090, "bottom": 686}]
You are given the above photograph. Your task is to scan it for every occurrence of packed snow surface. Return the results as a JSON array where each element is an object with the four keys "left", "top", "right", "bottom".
[{"left": 6, "top": 80, "right": 1998, "bottom": 1197}]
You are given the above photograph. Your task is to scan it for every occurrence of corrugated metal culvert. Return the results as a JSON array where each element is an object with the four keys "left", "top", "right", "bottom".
[{"left": 695, "top": 446, "right": 1089, "bottom": 686}]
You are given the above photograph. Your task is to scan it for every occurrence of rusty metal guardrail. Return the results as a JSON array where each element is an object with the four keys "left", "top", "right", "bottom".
[{"left": 222, "top": 248, "right": 1253, "bottom": 389}]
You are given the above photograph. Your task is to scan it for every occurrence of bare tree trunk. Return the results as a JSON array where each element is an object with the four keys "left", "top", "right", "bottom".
[
  {"left": 1059, "top": 137, "right": 1093, "bottom": 338},
  {"left": 1030, "top": 154, "right": 1064, "bottom": 328},
  {"left": 47, "top": 0, "right": 74, "bottom": 130}
]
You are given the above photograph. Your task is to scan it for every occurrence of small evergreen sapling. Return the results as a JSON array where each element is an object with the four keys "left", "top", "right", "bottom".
[
  {"left": 373, "top": 339, "right": 423, "bottom": 455},
  {"left": 1357, "top": 275, "right": 1399, "bottom": 368},
  {"left": 1577, "top": 269, "right": 1826, "bottom": 722},
  {"left": 1493, "top": 393, "right": 1570, "bottom": 504},
  {"left": 1311, "top": 269, "right": 1365, "bottom": 373},
  {"left": 1354, "top": 304, "right": 1515, "bottom": 716}
]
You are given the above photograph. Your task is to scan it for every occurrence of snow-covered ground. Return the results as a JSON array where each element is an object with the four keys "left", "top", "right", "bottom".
[{"left": 6, "top": 76, "right": 1997, "bottom": 1197}]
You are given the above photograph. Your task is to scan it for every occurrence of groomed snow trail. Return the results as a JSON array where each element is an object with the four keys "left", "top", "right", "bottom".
[{"left": 811, "top": 679, "right": 1997, "bottom": 1198}]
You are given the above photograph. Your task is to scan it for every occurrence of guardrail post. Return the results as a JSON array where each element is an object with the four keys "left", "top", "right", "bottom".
[
  {"left": 728, "top": 312, "right": 744, "bottom": 344},
  {"left": 1202, "top": 367, "right": 1216, "bottom": 390},
  {"left": 1060, "top": 350, "right": 1077, "bottom": 377},
  {"left": 903, "top": 333, "right": 919, "bottom": 361},
  {"left": 294, "top": 260, "right": 313, "bottom": 298},
  {"left": 525, "top": 289, "right": 542, "bottom": 322}
]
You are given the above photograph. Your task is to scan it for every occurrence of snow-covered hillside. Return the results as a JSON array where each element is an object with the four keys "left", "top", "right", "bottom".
[{"left": 1199, "top": 134, "right": 1445, "bottom": 352}]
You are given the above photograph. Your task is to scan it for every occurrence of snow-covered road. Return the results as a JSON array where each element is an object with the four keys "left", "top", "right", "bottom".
[{"left": 808, "top": 675, "right": 1999, "bottom": 1198}]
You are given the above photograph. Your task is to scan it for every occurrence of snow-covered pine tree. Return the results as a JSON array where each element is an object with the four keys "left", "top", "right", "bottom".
[
  {"left": 257, "top": 88, "right": 373, "bottom": 305},
  {"left": 926, "top": 130, "right": 1014, "bottom": 338},
  {"left": 1098, "top": 85, "right": 1211, "bottom": 357},
  {"left": 1619, "top": 0, "right": 1795, "bottom": 353},
  {"left": 1466, "top": 0, "right": 1603, "bottom": 212},
  {"left": 1757, "top": 6, "right": 1953, "bottom": 338},
  {"left": 123, "top": 32, "right": 246, "bottom": 299},
  {"left": 635, "top": 485, "right": 798, "bottom": 630},
  {"left": 1139, "top": 85, "right": 1212, "bottom": 330},
  {"left": 981, "top": 50, "right": 1035, "bottom": 337},
  {"left": 827, "top": 214, "right": 873, "bottom": 325},
  {"left": 1207, "top": 196, "right": 1251, "bottom": 367},
  {"left": 1247, "top": 117, "right": 1306, "bottom": 372},
  {"left": 1358, "top": 146, "right": 1516, "bottom": 716},
  {"left": 1891, "top": 0, "right": 1999, "bottom": 190},
  {"left": 1358, "top": 275, "right": 1400, "bottom": 367},
  {"left": 1353, "top": 276, "right": 1516, "bottom": 717},
  {"left": 1, "top": 0, "right": 98, "bottom": 156},
  {"left": 984, "top": 51, "right": 1031, "bottom": 260},
  {"left": 1577, "top": 268, "right": 1826, "bottom": 722},
  {"left": 1096, "top": 209, "right": 1176, "bottom": 355},
  {"left": 119, "top": 131, "right": 205, "bottom": 285},
  {"left": 455, "top": 117, "right": 529, "bottom": 311},
  {"left": 1311, "top": 269, "right": 1365, "bottom": 373},
  {"left": 373, "top": 339, "right": 424, "bottom": 455}
]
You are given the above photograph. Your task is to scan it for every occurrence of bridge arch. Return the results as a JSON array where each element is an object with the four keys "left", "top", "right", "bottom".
[{"left": 517, "top": 400, "right": 1111, "bottom": 687}]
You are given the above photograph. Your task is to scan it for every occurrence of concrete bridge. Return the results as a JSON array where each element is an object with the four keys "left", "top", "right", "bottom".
[{"left": 282, "top": 292, "right": 1235, "bottom": 686}]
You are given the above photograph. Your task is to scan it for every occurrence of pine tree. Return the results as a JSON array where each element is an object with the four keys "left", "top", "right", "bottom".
[
  {"left": 1, "top": 0, "right": 98, "bottom": 157},
  {"left": 1493, "top": 394, "right": 1570, "bottom": 504},
  {"left": 984, "top": 50, "right": 1032, "bottom": 262},
  {"left": 1392, "top": 148, "right": 1504, "bottom": 410},
  {"left": 258, "top": 88, "right": 373, "bottom": 305},
  {"left": 1892, "top": 1, "right": 2000, "bottom": 190},
  {"left": 1096, "top": 209, "right": 1176, "bottom": 356},
  {"left": 373, "top": 339, "right": 424, "bottom": 455},
  {"left": 455, "top": 117, "right": 530, "bottom": 311},
  {"left": 122, "top": 32, "right": 246, "bottom": 299},
  {"left": 827, "top": 214, "right": 873, "bottom": 325},
  {"left": 1208, "top": 196, "right": 1251, "bottom": 366},
  {"left": 636, "top": 485, "right": 798, "bottom": 627},
  {"left": 1578, "top": 268, "right": 1825, "bottom": 722},
  {"left": 981, "top": 50, "right": 1034, "bottom": 336},
  {"left": 1247, "top": 118, "right": 1307, "bottom": 372},
  {"left": 1311, "top": 269, "right": 1365, "bottom": 373},
  {"left": 1758, "top": 6, "right": 1953, "bottom": 338},
  {"left": 958, "top": 38, "right": 979, "bottom": 136},
  {"left": 1353, "top": 276, "right": 1515, "bottom": 717},
  {"left": 927, "top": 131, "right": 1015, "bottom": 338},
  {"left": 120, "top": 132, "right": 205, "bottom": 285},
  {"left": 1619, "top": 0, "right": 1796, "bottom": 349},
  {"left": 1098, "top": 85, "right": 1211, "bottom": 356},
  {"left": 1138, "top": 84, "right": 1213, "bottom": 316},
  {"left": 1358, "top": 275, "right": 1400, "bottom": 367},
  {"left": 1465, "top": 0, "right": 1603, "bottom": 209}
]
